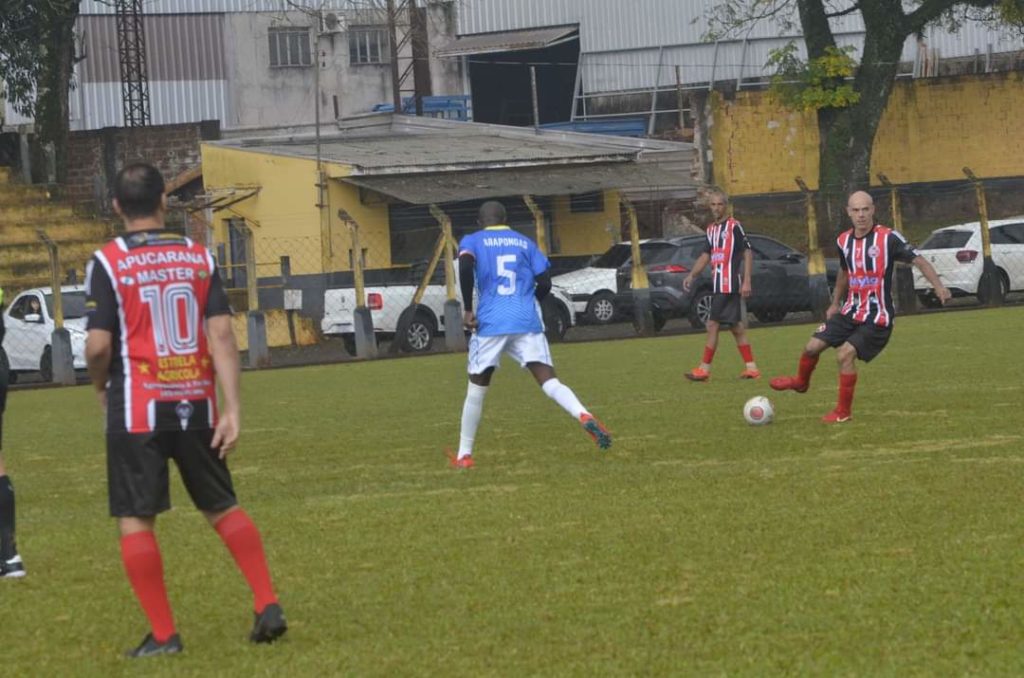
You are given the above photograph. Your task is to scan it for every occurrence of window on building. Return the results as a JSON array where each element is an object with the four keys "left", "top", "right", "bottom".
[
  {"left": 269, "top": 28, "right": 312, "bottom": 68},
  {"left": 349, "top": 27, "right": 388, "bottom": 64},
  {"left": 569, "top": 191, "right": 605, "bottom": 213}
]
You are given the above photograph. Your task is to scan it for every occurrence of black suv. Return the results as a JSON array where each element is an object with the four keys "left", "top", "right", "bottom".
[{"left": 616, "top": 234, "right": 838, "bottom": 328}]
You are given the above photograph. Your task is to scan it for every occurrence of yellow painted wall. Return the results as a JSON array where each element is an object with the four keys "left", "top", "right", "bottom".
[
  {"left": 552, "top": 190, "right": 622, "bottom": 255},
  {"left": 201, "top": 145, "right": 392, "bottom": 277},
  {"left": 711, "top": 72, "right": 1024, "bottom": 195}
]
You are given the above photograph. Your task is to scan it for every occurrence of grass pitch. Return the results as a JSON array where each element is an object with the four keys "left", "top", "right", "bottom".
[{"left": 1, "top": 308, "right": 1022, "bottom": 676}]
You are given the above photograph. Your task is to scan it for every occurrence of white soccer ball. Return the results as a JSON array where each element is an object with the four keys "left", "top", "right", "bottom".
[{"left": 743, "top": 396, "right": 774, "bottom": 426}]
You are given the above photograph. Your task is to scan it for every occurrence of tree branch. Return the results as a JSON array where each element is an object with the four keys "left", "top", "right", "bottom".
[
  {"left": 907, "top": 0, "right": 998, "bottom": 33},
  {"left": 825, "top": 2, "right": 862, "bottom": 17}
]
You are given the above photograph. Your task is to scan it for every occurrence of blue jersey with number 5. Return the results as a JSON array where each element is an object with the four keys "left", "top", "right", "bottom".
[{"left": 459, "top": 226, "right": 549, "bottom": 336}]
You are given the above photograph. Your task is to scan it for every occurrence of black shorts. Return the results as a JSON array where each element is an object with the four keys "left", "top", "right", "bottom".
[
  {"left": 813, "top": 314, "right": 892, "bottom": 363},
  {"left": 709, "top": 293, "right": 743, "bottom": 326},
  {"left": 107, "top": 429, "right": 237, "bottom": 517}
]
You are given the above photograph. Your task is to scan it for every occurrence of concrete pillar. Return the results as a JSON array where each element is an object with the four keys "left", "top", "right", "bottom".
[
  {"left": 443, "top": 299, "right": 466, "bottom": 351},
  {"left": 18, "top": 132, "right": 32, "bottom": 184},
  {"left": 50, "top": 329, "right": 76, "bottom": 385},
  {"left": 352, "top": 306, "right": 377, "bottom": 359},
  {"left": 246, "top": 311, "right": 271, "bottom": 368}
]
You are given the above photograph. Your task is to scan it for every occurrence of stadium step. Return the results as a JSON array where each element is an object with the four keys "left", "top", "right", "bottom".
[{"left": 0, "top": 167, "right": 114, "bottom": 294}]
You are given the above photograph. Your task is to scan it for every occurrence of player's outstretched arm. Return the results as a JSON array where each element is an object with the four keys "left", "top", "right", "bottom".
[
  {"left": 683, "top": 253, "right": 710, "bottom": 291},
  {"left": 741, "top": 249, "right": 753, "bottom": 297},
  {"left": 85, "top": 329, "right": 113, "bottom": 409},
  {"left": 912, "top": 256, "right": 952, "bottom": 304},
  {"left": 207, "top": 315, "right": 241, "bottom": 457},
  {"left": 827, "top": 268, "right": 849, "bottom": 318}
]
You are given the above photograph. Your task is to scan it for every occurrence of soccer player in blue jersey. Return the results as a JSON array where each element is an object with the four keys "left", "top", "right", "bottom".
[{"left": 450, "top": 201, "right": 611, "bottom": 468}]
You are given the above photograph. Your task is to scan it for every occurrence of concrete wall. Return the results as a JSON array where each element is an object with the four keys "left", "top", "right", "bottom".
[
  {"left": 710, "top": 71, "right": 1024, "bottom": 196},
  {"left": 552, "top": 190, "right": 621, "bottom": 255}
]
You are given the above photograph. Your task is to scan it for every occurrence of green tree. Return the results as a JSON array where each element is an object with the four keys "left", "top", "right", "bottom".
[
  {"left": 0, "top": 0, "right": 81, "bottom": 183},
  {"left": 708, "top": 0, "right": 1024, "bottom": 228}
]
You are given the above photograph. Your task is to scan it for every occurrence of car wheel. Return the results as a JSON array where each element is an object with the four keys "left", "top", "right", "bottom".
[
  {"left": 585, "top": 291, "right": 617, "bottom": 325},
  {"left": 688, "top": 290, "right": 713, "bottom": 329},
  {"left": 402, "top": 312, "right": 435, "bottom": 353},
  {"left": 754, "top": 309, "right": 787, "bottom": 324},
  {"left": 917, "top": 292, "right": 942, "bottom": 309},
  {"left": 977, "top": 268, "right": 1010, "bottom": 305},
  {"left": 652, "top": 308, "right": 667, "bottom": 332},
  {"left": 39, "top": 345, "right": 53, "bottom": 382},
  {"left": 544, "top": 302, "right": 570, "bottom": 343}
]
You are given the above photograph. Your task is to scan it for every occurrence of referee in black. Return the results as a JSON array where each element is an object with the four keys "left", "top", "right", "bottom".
[{"left": 0, "top": 287, "right": 25, "bottom": 578}]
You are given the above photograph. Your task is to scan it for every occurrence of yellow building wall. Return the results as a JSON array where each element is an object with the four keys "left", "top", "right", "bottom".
[
  {"left": 551, "top": 190, "right": 622, "bottom": 255},
  {"left": 711, "top": 72, "right": 1024, "bottom": 195},
  {"left": 325, "top": 179, "right": 392, "bottom": 271}
]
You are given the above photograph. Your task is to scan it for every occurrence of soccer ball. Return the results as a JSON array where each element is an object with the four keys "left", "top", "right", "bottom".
[{"left": 743, "top": 396, "right": 774, "bottom": 425}]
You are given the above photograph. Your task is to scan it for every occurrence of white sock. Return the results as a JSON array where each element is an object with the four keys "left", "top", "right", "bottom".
[
  {"left": 458, "top": 383, "right": 488, "bottom": 457},
  {"left": 541, "top": 379, "right": 589, "bottom": 420}
]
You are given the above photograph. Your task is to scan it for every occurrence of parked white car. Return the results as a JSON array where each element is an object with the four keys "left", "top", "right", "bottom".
[
  {"left": 913, "top": 217, "right": 1024, "bottom": 306},
  {"left": 552, "top": 240, "right": 675, "bottom": 324},
  {"left": 2, "top": 286, "right": 88, "bottom": 381},
  {"left": 322, "top": 267, "right": 576, "bottom": 354}
]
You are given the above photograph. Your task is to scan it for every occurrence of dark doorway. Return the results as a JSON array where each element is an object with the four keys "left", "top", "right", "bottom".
[{"left": 469, "top": 36, "right": 580, "bottom": 127}]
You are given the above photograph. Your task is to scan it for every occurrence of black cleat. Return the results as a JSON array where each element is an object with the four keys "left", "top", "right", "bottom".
[
  {"left": 125, "top": 633, "right": 183, "bottom": 658},
  {"left": 1, "top": 554, "right": 26, "bottom": 579},
  {"left": 250, "top": 602, "right": 288, "bottom": 644}
]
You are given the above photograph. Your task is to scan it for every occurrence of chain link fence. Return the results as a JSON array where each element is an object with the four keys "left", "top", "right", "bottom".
[{"left": 1, "top": 173, "right": 1022, "bottom": 385}]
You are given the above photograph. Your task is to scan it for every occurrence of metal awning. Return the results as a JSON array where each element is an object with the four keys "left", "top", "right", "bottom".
[
  {"left": 436, "top": 26, "right": 579, "bottom": 58},
  {"left": 342, "top": 162, "right": 695, "bottom": 205}
]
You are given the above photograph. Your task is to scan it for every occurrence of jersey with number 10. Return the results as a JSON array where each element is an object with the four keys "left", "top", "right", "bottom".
[
  {"left": 86, "top": 232, "right": 230, "bottom": 433},
  {"left": 459, "top": 226, "right": 549, "bottom": 336}
]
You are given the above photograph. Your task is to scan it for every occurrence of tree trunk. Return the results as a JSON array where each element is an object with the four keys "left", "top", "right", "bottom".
[{"left": 35, "top": 3, "right": 79, "bottom": 185}]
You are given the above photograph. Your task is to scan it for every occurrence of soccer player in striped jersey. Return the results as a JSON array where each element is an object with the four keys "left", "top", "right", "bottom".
[
  {"left": 770, "top": 191, "right": 950, "bottom": 423},
  {"left": 682, "top": 190, "right": 760, "bottom": 381},
  {"left": 85, "top": 164, "right": 286, "bottom": 657},
  {"left": 450, "top": 201, "right": 611, "bottom": 468}
]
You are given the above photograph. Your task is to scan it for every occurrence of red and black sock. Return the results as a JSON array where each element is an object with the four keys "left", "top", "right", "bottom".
[
  {"left": 837, "top": 372, "right": 858, "bottom": 415},
  {"left": 215, "top": 509, "right": 278, "bottom": 613},
  {"left": 738, "top": 344, "right": 755, "bottom": 364},
  {"left": 702, "top": 346, "right": 716, "bottom": 365},
  {"left": 798, "top": 352, "right": 819, "bottom": 386},
  {"left": 120, "top": 531, "right": 176, "bottom": 643}
]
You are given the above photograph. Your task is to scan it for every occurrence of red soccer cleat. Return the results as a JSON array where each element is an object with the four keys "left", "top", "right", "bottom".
[
  {"left": 769, "top": 376, "right": 808, "bottom": 393},
  {"left": 684, "top": 367, "right": 710, "bottom": 382},
  {"left": 580, "top": 414, "right": 612, "bottom": 450},
  {"left": 446, "top": 449, "right": 475, "bottom": 469},
  {"left": 821, "top": 409, "right": 852, "bottom": 424},
  {"left": 739, "top": 368, "right": 761, "bottom": 380}
]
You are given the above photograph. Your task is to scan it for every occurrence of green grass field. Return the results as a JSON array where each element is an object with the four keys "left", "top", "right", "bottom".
[{"left": 2, "top": 308, "right": 1022, "bottom": 676}]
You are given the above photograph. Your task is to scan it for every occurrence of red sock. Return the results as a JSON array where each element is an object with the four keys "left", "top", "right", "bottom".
[
  {"left": 215, "top": 509, "right": 278, "bottom": 613},
  {"left": 837, "top": 372, "right": 857, "bottom": 414},
  {"left": 738, "top": 344, "right": 754, "bottom": 364},
  {"left": 120, "top": 531, "right": 176, "bottom": 643},
  {"left": 798, "top": 353, "right": 819, "bottom": 385},
  {"left": 702, "top": 346, "right": 715, "bottom": 365}
]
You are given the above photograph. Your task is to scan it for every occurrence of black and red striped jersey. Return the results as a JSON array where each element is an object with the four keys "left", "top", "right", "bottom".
[
  {"left": 85, "top": 230, "right": 232, "bottom": 433},
  {"left": 836, "top": 225, "right": 919, "bottom": 328},
  {"left": 701, "top": 218, "right": 751, "bottom": 294}
]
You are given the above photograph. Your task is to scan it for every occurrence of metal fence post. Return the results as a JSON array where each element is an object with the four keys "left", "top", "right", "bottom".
[
  {"left": 36, "top": 230, "right": 75, "bottom": 384},
  {"left": 795, "top": 178, "right": 830, "bottom": 320},
  {"left": 240, "top": 223, "right": 270, "bottom": 367},
  {"left": 430, "top": 204, "right": 465, "bottom": 352},
  {"left": 623, "top": 196, "right": 654, "bottom": 335},
  {"left": 340, "top": 209, "right": 376, "bottom": 359},
  {"left": 879, "top": 174, "right": 918, "bottom": 314},
  {"left": 963, "top": 167, "right": 1003, "bottom": 306}
]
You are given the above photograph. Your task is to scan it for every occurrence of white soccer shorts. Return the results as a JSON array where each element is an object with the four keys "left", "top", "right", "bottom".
[{"left": 467, "top": 332, "right": 553, "bottom": 374}]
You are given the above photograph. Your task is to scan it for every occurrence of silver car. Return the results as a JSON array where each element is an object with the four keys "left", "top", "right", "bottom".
[{"left": 2, "top": 286, "right": 88, "bottom": 382}]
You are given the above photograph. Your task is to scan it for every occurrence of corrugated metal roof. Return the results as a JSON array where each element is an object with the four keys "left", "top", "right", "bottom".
[
  {"left": 437, "top": 25, "right": 578, "bottom": 58},
  {"left": 343, "top": 162, "right": 694, "bottom": 204},
  {"left": 80, "top": 0, "right": 352, "bottom": 15},
  {"left": 70, "top": 80, "right": 228, "bottom": 130}
]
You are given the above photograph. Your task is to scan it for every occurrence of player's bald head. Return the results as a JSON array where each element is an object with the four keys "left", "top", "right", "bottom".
[
  {"left": 847, "top": 191, "right": 873, "bottom": 209},
  {"left": 478, "top": 201, "right": 507, "bottom": 227}
]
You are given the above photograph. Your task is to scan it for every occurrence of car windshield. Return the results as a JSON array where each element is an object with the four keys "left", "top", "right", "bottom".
[
  {"left": 921, "top": 230, "right": 972, "bottom": 249},
  {"left": 44, "top": 292, "right": 88, "bottom": 319}
]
